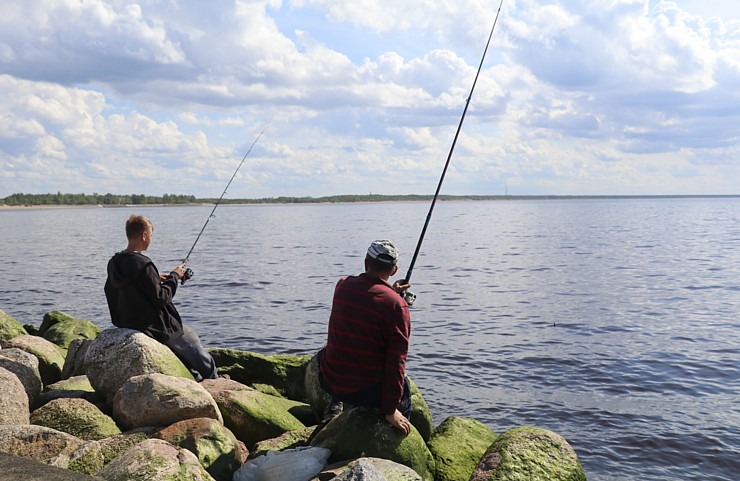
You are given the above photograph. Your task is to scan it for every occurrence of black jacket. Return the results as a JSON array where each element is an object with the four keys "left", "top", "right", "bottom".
[{"left": 104, "top": 251, "right": 184, "bottom": 343}]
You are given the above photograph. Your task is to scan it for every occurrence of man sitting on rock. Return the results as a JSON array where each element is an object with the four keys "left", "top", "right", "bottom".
[
  {"left": 319, "top": 240, "right": 413, "bottom": 434},
  {"left": 104, "top": 214, "right": 218, "bottom": 382}
]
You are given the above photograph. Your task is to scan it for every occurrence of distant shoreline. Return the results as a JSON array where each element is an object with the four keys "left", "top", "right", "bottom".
[{"left": 2, "top": 194, "right": 739, "bottom": 211}]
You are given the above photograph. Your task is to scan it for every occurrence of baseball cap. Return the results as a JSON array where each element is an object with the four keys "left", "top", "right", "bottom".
[{"left": 367, "top": 240, "right": 399, "bottom": 265}]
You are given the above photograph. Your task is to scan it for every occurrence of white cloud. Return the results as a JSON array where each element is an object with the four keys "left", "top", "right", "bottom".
[{"left": 0, "top": 0, "right": 739, "bottom": 198}]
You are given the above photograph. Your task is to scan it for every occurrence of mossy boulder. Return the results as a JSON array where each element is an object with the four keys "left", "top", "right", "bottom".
[
  {"left": 470, "top": 426, "right": 586, "bottom": 481},
  {"left": 84, "top": 328, "right": 194, "bottom": 402},
  {"left": 209, "top": 348, "right": 312, "bottom": 401},
  {"left": 249, "top": 426, "right": 316, "bottom": 459},
  {"left": 155, "top": 417, "right": 243, "bottom": 481},
  {"left": 408, "top": 377, "right": 433, "bottom": 442},
  {"left": 98, "top": 438, "right": 216, "bottom": 481},
  {"left": 210, "top": 386, "right": 307, "bottom": 450},
  {"left": 30, "top": 398, "right": 121, "bottom": 440},
  {"left": 38, "top": 310, "right": 100, "bottom": 349},
  {"left": 303, "top": 350, "right": 331, "bottom": 417},
  {"left": 0, "top": 309, "right": 28, "bottom": 343},
  {"left": 3, "top": 334, "right": 65, "bottom": 385},
  {"left": 310, "top": 406, "right": 435, "bottom": 481},
  {"left": 328, "top": 457, "right": 423, "bottom": 481},
  {"left": 96, "top": 427, "right": 159, "bottom": 465},
  {"left": 0, "top": 424, "right": 104, "bottom": 476},
  {"left": 37, "top": 375, "right": 101, "bottom": 409},
  {"left": 427, "top": 416, "right": 497, "bottom": 481}
]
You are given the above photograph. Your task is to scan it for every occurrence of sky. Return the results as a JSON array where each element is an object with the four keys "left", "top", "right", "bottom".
[{"left": 1, "top": 0, "right": 739, "bottom": 198}]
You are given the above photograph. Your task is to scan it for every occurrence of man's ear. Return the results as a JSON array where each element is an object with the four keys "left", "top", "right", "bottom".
[{"left": 391, "top": 265, "right": 398, "bottom": 276}]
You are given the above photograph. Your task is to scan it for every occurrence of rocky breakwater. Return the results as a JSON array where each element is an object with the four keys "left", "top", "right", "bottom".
[{"left": 0, "top": 308, "right": 587, "bottom": 481}]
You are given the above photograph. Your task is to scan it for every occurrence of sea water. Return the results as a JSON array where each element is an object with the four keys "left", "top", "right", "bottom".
[{"left": 1, "top": 197, "right": 738, "bottom": 480}]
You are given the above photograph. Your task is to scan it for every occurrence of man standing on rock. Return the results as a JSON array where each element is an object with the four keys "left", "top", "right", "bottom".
[
  {"left": 319, "top": 240, "right": 413, "bottom": 434},
  {"left": 104, "top": 214, "right": 218, "bottom": 382}
]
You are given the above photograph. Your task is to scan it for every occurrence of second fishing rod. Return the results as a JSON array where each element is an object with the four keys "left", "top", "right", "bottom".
[
  {"left": 175, "top": 128, "right": 266, "bottom": 284},
  {"left": 401, "top": 0, "right": 505, "bottom": 305}
]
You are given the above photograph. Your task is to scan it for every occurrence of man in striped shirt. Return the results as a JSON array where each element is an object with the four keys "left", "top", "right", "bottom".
[{"left": 319, "top": 240, "right": 413, "bottom": 434}]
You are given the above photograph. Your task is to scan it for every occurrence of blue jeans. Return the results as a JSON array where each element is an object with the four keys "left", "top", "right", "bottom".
[{"left": 166, "top": 325, "right": 218, "bottom": 381}]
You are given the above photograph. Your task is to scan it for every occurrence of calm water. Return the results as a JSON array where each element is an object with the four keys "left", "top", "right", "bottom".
[{"left": 1, "top": 198, "right": 739, "bottom": 480}]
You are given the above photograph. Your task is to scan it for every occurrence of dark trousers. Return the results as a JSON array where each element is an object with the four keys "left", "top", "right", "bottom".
[
  {"left": 317, "top": 348, "right": 412, "bottom": 419},
  {"left": 166, "top": 325, "right": 218, "bottom": 382}
]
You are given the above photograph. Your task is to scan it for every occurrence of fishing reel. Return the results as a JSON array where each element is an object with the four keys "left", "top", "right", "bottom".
[
  {"left": 181, "top": 267, "right": 194, "bottom": 285},
  {"left": 402, "top": 289, "right": 416, "bottom": 306}
]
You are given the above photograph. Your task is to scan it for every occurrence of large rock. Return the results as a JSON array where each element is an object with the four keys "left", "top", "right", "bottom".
[
  {"left": 38, "top": 310, "right": 100, "bottom": 349},
  {"left": 61, "top": 338, "right": 94, "bottom": 379},
  {"left": 0, "top": 309, "right": 28, "bottom": 343},
  {"left": 30, "top": 398, "right": 121, "bottom": 441},
  {"left": 0, "top": 348, "right": 42, "bottom": 408},
  {"left": 84, "top": 328, "right": 194, "bottom": 401},
  {"left": 209, "top": 384, "right": 307, "bottom": 450},
  {"left": 96, "top": 427, "right": 160, "bottom": 465},
  {"left": 0, "top": 452, "right": 101, "bottom": 481},
  {"left": 3, "top": 335, "right": 65, "bottom": 385},
  {"left": 470, "top": 426, "right": 586, "bottom": 481},
  {"left": 310, "top": 406, "right": 435, "bottom": 481},
  {"left": 427, "top": 416, "right": 497, "bottom": 481},
  {"left": 0, "top": 366, "right": 30, "bottom": 425},
  {"left": 37, "top": 375, "right": 102, "bottom": 409},
  {"left": 155, "top": 417, "right": 243, "bottom": 481},
  {"left": 327, "top": 457, "right": 423, "bottom": 481},
  {"left": 98, "top": 438, "right": 216, "bottom": 481},
  {"left": 303, "top": 350, "right": 331, "bottom": 418},
  {"left": 112, "top": 373, "right": 222, "bottom": 430},
  {"left": 408, "top": 378, "right": 433, "bottom": 443},
  {"left": 209, "top": 348, "right": 312, "bottom": 401},
  {"left": 249, "top": 426, "right": 316, "bottom": 459},
  {"left": 0, "top": 424, "right": 104, "bottom": 475}
]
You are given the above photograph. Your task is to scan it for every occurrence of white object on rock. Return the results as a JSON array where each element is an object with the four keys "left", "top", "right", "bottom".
[{"left": 232, "top": 446, "right": 331, "bottom": 481}]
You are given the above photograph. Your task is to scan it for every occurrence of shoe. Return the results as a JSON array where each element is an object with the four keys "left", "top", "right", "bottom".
[{"left": 322, "top": 400, "right": 343, "bottom": 424}]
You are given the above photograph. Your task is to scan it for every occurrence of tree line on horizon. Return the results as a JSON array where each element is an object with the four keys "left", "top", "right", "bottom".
[
  {"left": 3, "top": 192, "right": 734, "bottom": 206},
  {"left": 0, "top": 192, "right": 502, "bottom": 206}
]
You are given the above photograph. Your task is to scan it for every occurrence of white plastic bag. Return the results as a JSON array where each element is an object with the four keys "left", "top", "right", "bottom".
[{"left": 232, "top": 446, "right": 332, "bottom": 481}]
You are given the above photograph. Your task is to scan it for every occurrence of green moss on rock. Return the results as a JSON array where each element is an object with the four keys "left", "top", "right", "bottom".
[
  {"left": 39, "top": 310, "right": 100, "bottom": 349},
  {"left": 428, "top": 416, "right": 497, "bottom": 481},
  {"left": 30, "top": 398, "right": 121, "bottom": 441},
  {"left": 470, "top": 426, "right": 586, "bottom": 481},
  {"left": 310, "top": 406, "right": 435, "bottom": 481},
  {"left": 0, "top": 309, "right": 28, "bottom": 343}
]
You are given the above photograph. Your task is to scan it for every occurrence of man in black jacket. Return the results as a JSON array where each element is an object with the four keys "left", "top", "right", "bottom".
[{"left": 104, "top": 214, "right": 218, "bottom": 381}]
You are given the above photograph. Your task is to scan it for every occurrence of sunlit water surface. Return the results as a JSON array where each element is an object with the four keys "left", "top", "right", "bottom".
[{"left": 1, "top": 198, "right": 738, "bottom": 480}]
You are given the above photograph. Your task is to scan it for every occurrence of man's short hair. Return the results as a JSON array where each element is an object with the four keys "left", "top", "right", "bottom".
[{"left": 125, "top": 214, "right": 152, "bottom": 239}]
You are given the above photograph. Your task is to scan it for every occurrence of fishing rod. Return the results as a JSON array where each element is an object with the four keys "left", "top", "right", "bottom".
[
  {"left": 402, "top": 0, "right": 505, "bottom": 305},
  {"left": 178, "top": 128, "right": 267, "bottom": 283}
]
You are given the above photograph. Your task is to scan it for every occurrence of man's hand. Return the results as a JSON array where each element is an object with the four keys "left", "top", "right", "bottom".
[
  {"left": 169, "top": 263, "right": 187, "bottom": 279},
  {"left": 385, "top": 409, "right": 411, "bottom": 435},
  {"left": 391, "top": 279, "right": 410, "bottom": 295}
]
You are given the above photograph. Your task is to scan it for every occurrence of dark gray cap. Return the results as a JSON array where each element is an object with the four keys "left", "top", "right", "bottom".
[{"left": 367, "top": 239, "right": 399, "bottom": 265}]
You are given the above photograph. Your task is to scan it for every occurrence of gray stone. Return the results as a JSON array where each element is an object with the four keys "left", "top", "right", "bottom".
[
  {"left": 98, "top": 438, "right": 216, "bottom": 481},
  {"left": 2, "top": 335, "right": 65, "bottom": 385},
  {"left": 0, "top": 348, "right": 42, "bottom": 407},
  {"left": 84, "top": 328, "right": 193, "bottom": 402},
  {"left": 111, "top": 373, "right": 222, "bottom": 430},
  {"left": 0, "top": 452, "right": 100, "bottom": 481},
  {"left": 0, "top": 366, "right": 30, "bottom": 425}
]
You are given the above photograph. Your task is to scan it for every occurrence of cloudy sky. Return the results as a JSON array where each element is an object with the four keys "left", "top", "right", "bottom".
[{"left": 1, "top": 0, "right": 739, "bottom": 198}]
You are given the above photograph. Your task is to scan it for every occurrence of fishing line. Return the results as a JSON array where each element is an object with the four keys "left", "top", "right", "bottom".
[
  {"left": 179, "top": 128, "right": 267, "bottom": 280},
  {"left": 402, "top": 0, "right": 505, "bottom": 305}
]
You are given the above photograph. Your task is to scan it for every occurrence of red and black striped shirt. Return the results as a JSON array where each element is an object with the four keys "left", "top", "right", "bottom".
[{"left": 320, "top": 273, "right": 411, "bottom": 415}]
